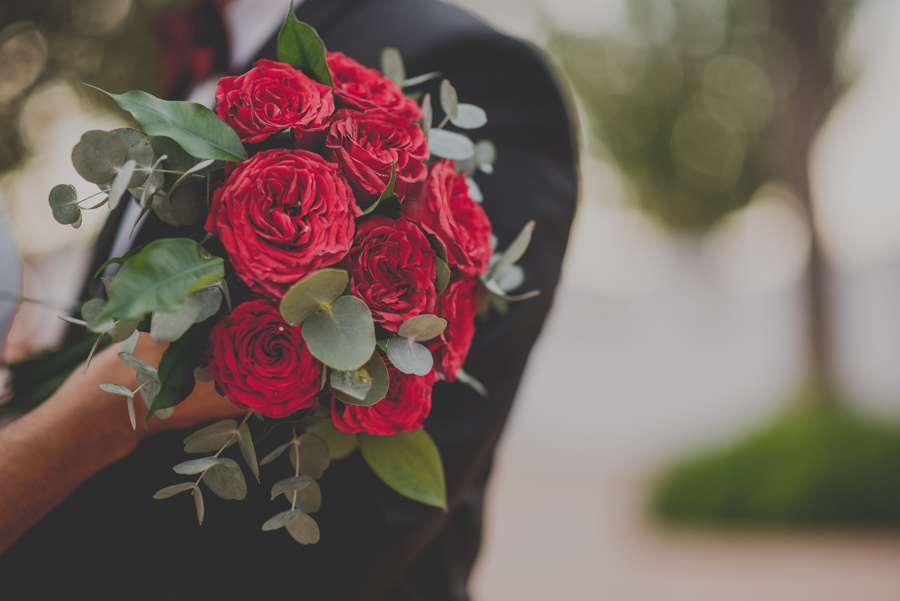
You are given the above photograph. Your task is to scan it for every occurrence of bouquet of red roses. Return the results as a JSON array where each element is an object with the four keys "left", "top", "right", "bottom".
[{"left": 48, "top": 10, "right": 534, "bottom": 544}]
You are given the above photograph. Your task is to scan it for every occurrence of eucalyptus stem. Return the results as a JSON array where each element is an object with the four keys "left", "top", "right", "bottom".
[
  {"left": 194, "top": 410, "right": 254, "bottom": 487},
  {"left": 76, "top": 190, "right": 106, "bottom": 205},
  {"left": 435, "top": 114, "right": 451, "bottom": 130}
]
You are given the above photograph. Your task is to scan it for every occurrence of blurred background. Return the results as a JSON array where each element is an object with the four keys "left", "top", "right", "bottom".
[{"left": 5, "top": 0, "right": 900, "bottom": 598}]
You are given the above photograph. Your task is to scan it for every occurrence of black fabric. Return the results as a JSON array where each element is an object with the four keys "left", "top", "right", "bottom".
[{"left": 0, "top": 1, "right": 578, "bottom": 599}]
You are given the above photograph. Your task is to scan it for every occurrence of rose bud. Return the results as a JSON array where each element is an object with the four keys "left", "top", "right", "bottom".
[{"left": 205, "top": 148, "right": 359, "bottom": 297}]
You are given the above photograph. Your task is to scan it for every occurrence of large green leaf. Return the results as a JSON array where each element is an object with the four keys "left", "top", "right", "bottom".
[
  {"left": 96, "top": 239, "right": 223, "bottom": 325},
  {"left": 146, "top": 319, "right": 216, "bottom": 422},
  {"left": 359, "top": 429, "right": 446, "bottom": 509},
  {"left": 277, "top": 6, "right": 333, "bottom": 86},
  {"left": 87, "top": 86, "right": 247, "bottom": 162}
]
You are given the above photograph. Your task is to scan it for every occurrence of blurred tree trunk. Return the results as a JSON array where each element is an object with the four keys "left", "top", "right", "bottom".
[{"left": 772, "top": 0, "right": 838, "bottom": 393}]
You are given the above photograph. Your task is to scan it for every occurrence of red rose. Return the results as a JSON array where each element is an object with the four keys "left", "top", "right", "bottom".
[
  {"left": 326, "top": 51, "right": 422, "bottom": 121},
  {"left": 428, "top": 277, "right": 480, "bottom": 382},
  {"left": 330, "top": 361, "right": 437, "bottom": 435},
  {"left": 348, "top": 215, "right": 437, "bottom": 331},
  {"left": 206, "top": 148, "right": 359, "bottom": 297},
  {"left": 325, "top": 108, "right": 428, "bottom": 205},
  {"left": 403, "top": 160, "right": 493, "bottom": 278},
  {"left": 207, "top": 300, "right": 322, "bottom": 418},
  {"left": 215, "top": 59, "right": 334, "bottom": 146}
]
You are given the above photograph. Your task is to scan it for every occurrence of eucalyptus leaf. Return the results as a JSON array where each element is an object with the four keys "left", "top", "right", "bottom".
[
  {"left": 58, "top": 315, "right": 87, "bottom": 327},
  {"left": 168, "top": 182, "right": 207, "bottom": 226},
  {"left": 494, "top": 264, "right": 525, "bottom": 293},
  {"left": 397, "top": 314, "right": 447, "bottom": 341},
  {"left": 259, "top": 441, "right": 292, "bottom": 466},
  {"left": 126, "top": 396, "right": 136, "bottom": 430},
  {"left": 95, "top": 238, "right": 224, "bottom": 325},
  {"left": 193, "top": 366, "right": 214, "bottom": 382},
  {"left": 404, "top": 71, "right": 442, "bottom": 87},
  {"left": 118, "top": 351, "right": 158, "bottom": 379},
  {"left": 136, "top": 371, "right": 167, "bottom": 417},
  {"left": 385, "top": 337, "right": 434, "bottom": 376},
  {"left": 329, "top": 368, "right": 373, "bottom": 402},
  {"left": 450, "top": 103, "right": 487, "bottom": 129},
  {"left": 291, "top": 433, "right": 330, "bottom": 479},
  {"left": 173, "top": 456, "right": 221, "bottom": 475},
  {"left": 262, "top": 508, "right": 303, "bottom": 532},
  {"left": 112, "top": 127, "right": 154, "bottom": 187},
  {"left": 48, "top": 184, "right": 81, "bottom": 226},
  {"left": 238, "top": 423, "right": 260, "bottom": 482},
  {"left": 421, "top": 93, "right": 432, "bottom": 138},
  {"left": 87, "top": 86, "right": 248, "bottom": 162},
  {"left": 195, "top": 287, "right": 223, "bottom": 322},
  {"left": 428, "top": 129, "right": 474, "bottom": 161},
  {"left": 110, "top": 318, "right": 142, "bottom": 343},
  {"left": 359, "top": 429, "right": 446, "bottom": 509},
  {"left": 82, "top": 298, "right": 114, "bottom": 334},
  {"left": 121, "top": 329, "right": 140, "bottom": 354},
  {"left": 270, "top": 475, "right": 311, "bottom": 500},
  {"left": 71, "top": 130, "right": 127, "bottom": 184},
  {"left": 304, "top": 419, "right": 359, "bottom": 460},
  {"left": 183, "top": 419, "right": 238, "bottom": 453},
  {"left": 380, "top": 47, "right": 405, "bottom": 86},
  {"left": 194, "top": 486, "right": 205, "bottom": 525},
  {"left": 439, "top": 80, "right": 458, "bottom": 120},
  {"left": 82, "top": 333, "right": 105, "bottom": 374},
  {"left": 455, "top": 368, "right": 487, "bottom": 397},
  {"left": 486, "top": 220, "right": 534, "bottom": 282},
  {"left": 107, "top": 159, "right": 136, "bottom": 211},
  {"left": 203, "top": 458, "right": 247, "bottom": 500},
  {"left": 279, "top": 269, "right": 348, "bottom": 326},
  {"left": 150, "top": 293, "right": 204, "bottom": 343},
  {"left": 467, "top": 176, "right": 483, "bottom": 203},
  {"left": 328, "top": 349, "right": 388, "bottom": 406},
  {"left": 152, "top": 482, "right": 196, "bottom": 499},
  {"left": 284, "top": 479, "right": 322, "bottom": 513},
  {"left": 285, "top": 512, "right": 320, "bottom": 544},
  {"left": 146, "top": 320, "right": 216, "bottom": 420},
  {"left": 277, "top": 6, "right": 333, "bottom": 86},
  {"left": 483, "top": 278, "right": 539, "bottom": 302},
  {"left": 302, "top": 296, "right": 375, "bottom": 372},
  {"left": 99, "top": 382, "right": 133, "bottom": 398},
  {"left": 167, "top": 158, "right": 215, "bottom": 198},
  {"left": 474, "top": 139, "right": 496, "bottom": 167}
]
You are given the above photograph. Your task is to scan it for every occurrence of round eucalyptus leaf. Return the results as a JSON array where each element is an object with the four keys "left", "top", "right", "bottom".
[
  {"left": 475, "top": 139, "right": 496, "bottom": 167},
  {"left": 494, "top": 264, "right": 525, "bottom": 293},
  {"left": 119, "top": 352, "right": 157, "bottom": 378},
  {"left": 72, "top": 130, "right": 127, "bottom": 184},
  {"left": 151, "top": 192, "right": 179, "bottom": 226},
  {"left": 397, "top": 314, "right": 447, "bottom": 341},
  {"left": 385, "top": 337, "right": 434, "bottom": 376},
  {"left": 173, "top": 456, "right": 221, "bottom": 475},
  {"left": 279, "top": 269, "right": 349, "bottom": 326},
  {"left": 450, "top": 103, "right": 487, "bottom": 129},
  {"left": 439, "top": 79, "right": 458, "bottom": 120},
  {"left": 283, "top": 478, "right": 322, "bottom": 513},
  {"left": 380, "top": 47, "right": 405, "bottom": 87},
  {"left": 486, "top": 220, "right": 534, "bottom": 281},
  {"left": 82, "top": 298, "right": 114, "bottom": 333},
  {"left": 110, "top": 318, "right": 142, "bottom": 343},
  {"left": 136, "top": 371, "right": 161, "bottom": 410},
  {"left": 153, "top": 482, "right": 196, "bottom": 499},
  {"left": 428, "top": 129, "right": 474, "bottom": 161},
  {"left": 169, "top": 182, "right": 207, "bottom": 226},
  {"left": 112, "top": 128, "right": 154, "bottom": 187},
  {"left": 291, "top": 433, "right": 331, "bottom": 479},
  {"left": 203, "top": 458, "right": 247, "bottom": 500},
  {"left": 330, "top": 351, "right": 389, "bottom": 407},
  {"left": 150, "top": 291, "right": 205, "bottom": 343},
  {"left": 301, "top": 295, "right": 375, "bottom": 371},
  {"left": 183, "top": 419, "right": 238, "bottom": 453},
  {"left": 108, "top": 159, "right": 136, "bottom": 211},
  {"left": 193, "top": 366, "right": 214, "bottom": 382},
  {"left": 99, "top": 382, "right": 133, "bottom": 398},
  {"left": 48, "top": 184, "right": 81, "bottom": 225},
  {"left": 262, "top": 508, "right": 303, "bottom": 531},
  {"left": 270, "top": 475, "right": 312, "bottom": 500},
  {"left": 285, "top": 512, "right": 320, "bottom": 545},
  {"left": 121, "top": 329, "right": 141, "bottom": 355},
  {"left": 194, "top": 288, "right": 222, "bottom": 323},
  {"left": 329, "top": 368, "right": 373, "bottom": 402}
]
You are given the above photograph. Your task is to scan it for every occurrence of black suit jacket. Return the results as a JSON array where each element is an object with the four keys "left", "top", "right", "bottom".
[{"left": 0, "top": 1, "right": 578, "bottom": 599}]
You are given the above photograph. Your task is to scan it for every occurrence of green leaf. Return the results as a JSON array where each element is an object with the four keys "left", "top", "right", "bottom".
[
  {"left": 455, "top": 367, "right": 487, "bottom": 398},
  {"left": 450, "top": 103, "right": 487, "bottom": 129},
  {"left": 359, "top": 429, "right": 446, "bottom": 509},
  {"left": 259, "top": 441, "right": 292, "bottom": 466},
  {"left": 167, "top": 182, "right": 207, "bottom": 226},
  {"left": 203, "top": 458, "right": 247, "bottom": 500},
  {"left": 136, "top": 372, "right": 164, "bottom": 417},
  {"left": 118, "top": 351, "right": 158, "bottom": 379},
  {"left": 421, "top": 93, "right": 432, "bottom": 138},
  {"left": 397, "top": 314, "right": 447, "bottom": 341},
  {"left": 150, "top": 292, "right": 204, "bottom": 343},
  {"left": 283, "top": 479, "right": 322, "bottom": 513},
  {"left": 302, "top": 295, "right": 376, "bottom": 371},
  {"left": 99, "top": 382, "right": 133, "bottom": 397},
  {"left": 87, "top": 86, "right": 248, "bottom": 162},
  {"left": 183, "top": 419, "right": 238, "bottom": 453},
  {"left": 83, "top": 298, "right": 114, "bottom": 333},
  {"left": 439, "top": 79, "right": 458, "bottom": 120},
  {"left": 71, "top": 130, "right": 127, "bottom": 184},
  {"left": 194, "top": 486, "right": 205, "bottom": 525},
  {"left": 48, "top": 184, "right": 82, "bottom": 226},
  {"left": 270, "top": 475, "right": 312, "bottom": 500},
  {"left": 279, "top": 268, "right": 348, "bottom": 326},
  {"left": 474, "top": 139, "right": 496, "bottom": 169},
  {"left": 486, "top": 220, "right": 535, "bottom": 282},
  {"left": 385, "top": 337, "right": 433, "bottom": 376},
  {"left": 277, "top": 6, "right": 333, "bottom": 86},
  {"left": 330, "top": 351, "right": 389, "bottom": 407},
  {"left": 380, "top": 47, "right": 405, "bottom": 87},
  {"left": 96, "top": 238, "right": 224, "bottom": 325},
  {"left": 262, "top": 508, "right": 303, "bottom": 531},
  {"left": 237, "top": 423, "right": 260, "bottom": 482},
  {"left": 173, "top": 456, "right": 221, "bottom": 475},
  {"left": 330, "top": 368, "right": 372, "bottom": 402},
  {"left": 93, "top": 244, "right": 144, "bottom": 278},
  {"left": 285, "top": 512, "right": 320, "bottom": 544},
  {"left": 110, "top": 318, "right": 142, "bottom": 343},
  {"left": 435, "top": 257, "right": 450, "bottom": 295},
  {"left": 121, "top": 329, "right": 140, "bottom": 355},
  {"left": 428, "top": 129, "right": 474, "bottom": 160},
  {"left": 304, "top": 419, "right": 358, "bottom": 460},
  {"left": 153, "top": 482, "right": 196, "bottom": 499},
  {"left": 361, "top": 161, "right": 397, "bottom": 216},
  {"left": 146, "top": 319, "right": 216, "bottom": 421},
  {"left": 483, "top": 278, "right": 539, "bottom": 302},
  {"left": 290, "top": 433, "right": 331, "bottom": 479}
]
